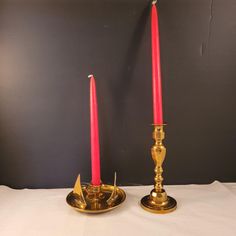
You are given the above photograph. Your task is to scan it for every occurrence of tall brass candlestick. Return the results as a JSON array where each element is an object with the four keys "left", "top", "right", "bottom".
[{"left": 140, "top": 125, "right": 177, "bottom": 213}]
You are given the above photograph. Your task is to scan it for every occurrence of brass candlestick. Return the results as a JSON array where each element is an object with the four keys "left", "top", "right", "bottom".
[
  {"left": 66, "top": 173, "right": 126, "bottom": 213},
  {"left": 140, "top": 124, "right": 177, "bottom": 213}
]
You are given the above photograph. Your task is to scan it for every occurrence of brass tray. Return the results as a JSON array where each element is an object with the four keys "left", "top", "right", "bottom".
[{"left": 66, "top": 184, "right": 126, "bottom": 214}]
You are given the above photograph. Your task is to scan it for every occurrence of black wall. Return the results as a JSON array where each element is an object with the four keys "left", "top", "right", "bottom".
[{"left": 0, "top": 0, "right": 235, "bottom": 188}]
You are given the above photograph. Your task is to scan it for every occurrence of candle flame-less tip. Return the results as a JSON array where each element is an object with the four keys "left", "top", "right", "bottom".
[
  {"left": 152, "top": 0, "right": 157, "bottom": 5},
  {"left": 88, "top": 74, "right": 94, "bottom": 79}
]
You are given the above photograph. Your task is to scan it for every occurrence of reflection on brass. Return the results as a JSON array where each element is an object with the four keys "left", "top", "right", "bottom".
[
  {"left": 140, "top": 125, "right": 177, "bottom": 214},
  {"left": 106, "top": 172, "right": 119, "bottom": 205},
  {"left": 73, "top": 175, "right": 87, "bottom": 209},
  {"left": 67, "top": 173, "right": 126, "bottom": 214}
]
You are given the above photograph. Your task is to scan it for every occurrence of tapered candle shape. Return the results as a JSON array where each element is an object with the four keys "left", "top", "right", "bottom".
[
  {"left": 89, "top": 75, "right": 101, "bottom": 186},
  {"left": 151, "top": 3, "right": 163, "bottom": 124}
]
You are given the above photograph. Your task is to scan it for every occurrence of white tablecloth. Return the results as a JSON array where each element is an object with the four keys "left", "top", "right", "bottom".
[{"left": 0, "top": 181, "right": 236, "bottom": 236}]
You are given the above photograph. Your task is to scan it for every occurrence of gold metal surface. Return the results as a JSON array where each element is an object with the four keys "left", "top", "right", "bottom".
[
  {"left": 140, "top": 125, "right": 177, "bottom": 214},
  {"left": 67, "top": 173, "right": 126, "bottom": 213},
  {"left": 106, "top": 172, "right": 119, "bottom": 205},
  {"left": 72, "top": 174, "right": 87, "bottom": 208}
]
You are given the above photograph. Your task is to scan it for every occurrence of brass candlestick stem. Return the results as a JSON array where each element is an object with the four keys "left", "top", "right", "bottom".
[
  {"left": 140, "top": 125, "right": 177, "bottom": 213},
  {"left": 66, "top": 173, "right": 126, "bottom": 213}
]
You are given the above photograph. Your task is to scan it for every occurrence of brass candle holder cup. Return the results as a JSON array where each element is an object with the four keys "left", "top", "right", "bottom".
[
  {"left": 140, "top": 124, "right": 177, "bottom": 214},
  {"left": 66, "top": 173, "right": 126, "bottom": 214}
]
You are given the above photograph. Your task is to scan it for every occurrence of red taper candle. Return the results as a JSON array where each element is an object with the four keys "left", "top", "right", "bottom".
[
  {"left": 151, "top": 2, "right": 163, "bottom": 124},
  {"left": 89, "top": 74, "right": 101, "bottom": 186}
]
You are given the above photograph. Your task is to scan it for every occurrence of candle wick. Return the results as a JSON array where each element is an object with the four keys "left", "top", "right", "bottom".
[
  {"left": 152, "top": 0, "right": 157, "bottom": 5},
  {"left": 88, "top": 74, "right": 94, "bottom": 79}
]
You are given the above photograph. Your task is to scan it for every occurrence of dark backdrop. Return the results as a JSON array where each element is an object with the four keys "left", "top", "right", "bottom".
[{"left": 0, "top": 0, "right": 235, "bottom": 188}]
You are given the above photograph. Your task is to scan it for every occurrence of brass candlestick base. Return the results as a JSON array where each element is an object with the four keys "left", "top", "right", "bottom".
[
  {"left": 140, "top": 125, "right": 177, "bottom": 214},
  {"left": 66, "top": 173, "right": 126, "bottom": 214}
]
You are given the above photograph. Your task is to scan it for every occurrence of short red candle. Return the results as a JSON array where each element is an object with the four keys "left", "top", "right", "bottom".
[
  {"left": 151, "top": 3, "right": 163, "bottom": 125},
  {"left": 89, "top": 75, "right": 101, "bottom": 186}
]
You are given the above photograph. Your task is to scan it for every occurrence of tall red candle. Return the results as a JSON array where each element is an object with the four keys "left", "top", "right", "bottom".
[
  {"left": 151, "top": 2, "right": 163, "bottom": 125},
  {"left": 89, "top": 74, "right": 101, "bottom": 186}
]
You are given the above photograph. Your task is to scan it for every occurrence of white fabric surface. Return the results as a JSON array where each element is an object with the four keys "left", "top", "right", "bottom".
[{"left": 0, "top": 181, "right": 236, "bottom": 236}]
